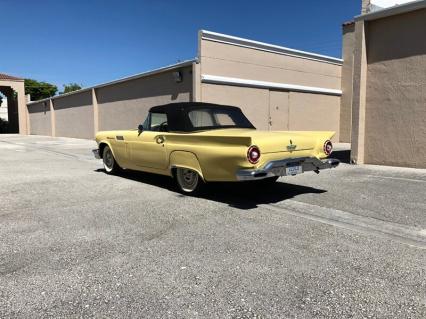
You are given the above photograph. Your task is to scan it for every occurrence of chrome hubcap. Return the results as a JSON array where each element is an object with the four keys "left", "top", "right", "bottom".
[
  {"left": 177, "top": 168, "right": 198, "bottom": 192},
  {"left": 104, "top": 149, "right": 113, "bottom": 169}
]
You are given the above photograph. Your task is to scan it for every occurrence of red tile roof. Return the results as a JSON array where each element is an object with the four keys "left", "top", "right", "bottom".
[
  {"left": 342, "top": 20, "right": 355, "bottom": 27},
  {"left": 0, "top": 73, "right": 23, "bottom": 81}
]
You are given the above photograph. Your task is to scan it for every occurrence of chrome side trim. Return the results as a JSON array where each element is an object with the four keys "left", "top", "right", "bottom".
[{"left": 236, "top": 157, "right": 340, "bottom": 181}]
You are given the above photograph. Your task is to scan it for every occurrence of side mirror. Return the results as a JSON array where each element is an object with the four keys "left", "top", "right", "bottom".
[{"left": 138, "top": 124, "right": 144, "bottom": 135}]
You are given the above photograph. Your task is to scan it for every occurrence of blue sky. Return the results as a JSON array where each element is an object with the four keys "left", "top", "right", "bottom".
[{"left": 1, "top": 0, "right": 360, "bottom": 90}]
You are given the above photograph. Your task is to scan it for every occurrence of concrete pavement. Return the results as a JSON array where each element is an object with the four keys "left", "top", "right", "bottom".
[{"left": 0, "top": 135, "right": 425, "bottom": 318}]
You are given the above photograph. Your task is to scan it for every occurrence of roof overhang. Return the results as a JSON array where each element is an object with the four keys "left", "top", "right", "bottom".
[
  {"left": 0, "top": 73, "right": 24, "bottom": 82},
  {"left": 199, "top": 30, "right": 343, "bottom": 65},
  {"left": 355, "top": 0, "right": 426, "bottom": 21}
]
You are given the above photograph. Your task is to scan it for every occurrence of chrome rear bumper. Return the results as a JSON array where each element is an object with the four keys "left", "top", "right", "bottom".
[
  {"left": 236, "top": 157, "right": 340, "bottom": 181},
  {"left": 92, "top": 149, "right": 101, "bottom": 159}
]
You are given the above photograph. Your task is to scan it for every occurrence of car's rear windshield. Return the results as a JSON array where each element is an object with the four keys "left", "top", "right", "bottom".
[{"left": 187, "top": 108, "right": 255, "bottom": 130}]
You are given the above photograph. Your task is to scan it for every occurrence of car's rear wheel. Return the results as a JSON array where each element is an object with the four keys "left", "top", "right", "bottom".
[
  {"left": 102, "top": 145, "right": 120, "bottom": 174},
  {"left": 175, "top": 168, "right": 203, "bottom": 195}
]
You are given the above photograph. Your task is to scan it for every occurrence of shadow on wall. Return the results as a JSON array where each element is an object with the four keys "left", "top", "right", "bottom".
[
  {"left": 331, "top": 150, "right": 351, "bottom": 164},
  {"left": 53, "top": 90, "right": 92, "bottom": 110},
  {"left": 96, "top": 68, "right": 193, "bottom": 131},
  {"left": 366, "top": 8, "right": 426, "bottom": 63},
  {"left": 28, "top": 102, "right": 47, "bottom": 114},
  {"left": 96, "top": 68, "right": 192, "bottom": 105},
  {"left": 94, "top": 168, "right": 326, "bottom": 209},
  {"left": 0, "top": 118, "right": 9, "bottom": 133}
]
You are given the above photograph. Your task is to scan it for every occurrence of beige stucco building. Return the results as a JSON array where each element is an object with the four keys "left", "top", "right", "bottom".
[
  {"left": 0, "top": 73, "right": 26, "bottom": 133},
  {"left": 11, "top": 8, "right": 426, "bottom": 169},
  {"left": 349, "top": 0, "right": 426, "bottom": 168},
  {"left": 24, "top": 30, "right": 344, "bottom": 141}
]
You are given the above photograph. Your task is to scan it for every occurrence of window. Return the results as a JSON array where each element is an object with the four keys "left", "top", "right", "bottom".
[
  {"left": 150, "top": 113, "right": 167, "bottom": 130},
  {"left": 142, "top": 112, "right": 168, "bottom": 132},
  {"left": 214, "top": 112, "right": 235, "bottom": 126},
  {"left": 187, "top": 108, "right": 254, "bottom": 130},
  {"left": 188, "top": 110, "right": 214, "bottom": 127}
]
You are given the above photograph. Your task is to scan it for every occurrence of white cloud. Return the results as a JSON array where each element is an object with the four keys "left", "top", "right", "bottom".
[{"left": 371, "top": 0, "right": 417, "bottom": 8}]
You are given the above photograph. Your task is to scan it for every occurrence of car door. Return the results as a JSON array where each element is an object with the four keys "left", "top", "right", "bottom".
[{"left": 128, "top": 112, "right": 169, "bottom": 170}]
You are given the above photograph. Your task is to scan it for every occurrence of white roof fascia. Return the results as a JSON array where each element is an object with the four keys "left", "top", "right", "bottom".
[{"left": 201, "top": 74, "right": 342, "bottom": 96}]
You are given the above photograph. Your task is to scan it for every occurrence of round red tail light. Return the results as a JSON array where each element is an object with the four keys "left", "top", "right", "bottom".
[
  {"left": 323, "top": 140, "right": 333, "bottom": 156},
  {"left": 247, "top": 145, "right": 260, "bottom": 164}
]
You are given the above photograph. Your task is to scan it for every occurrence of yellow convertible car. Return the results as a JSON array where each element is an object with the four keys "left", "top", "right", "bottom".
[{"left": 93, "top": 102, "right": 339, "bottom": 194}]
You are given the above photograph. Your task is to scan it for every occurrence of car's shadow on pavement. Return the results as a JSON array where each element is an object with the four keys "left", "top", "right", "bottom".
[
  {"left": 95, "top": 169, "right": 326, "bottom": 209},
  {"left": 200, "top": 182, "right": 325, "bottom": 209}
]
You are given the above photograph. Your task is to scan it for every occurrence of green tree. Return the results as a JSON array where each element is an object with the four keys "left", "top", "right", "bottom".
[
  {"left": 25, "top": 79, "right": 57, "bottom": 101},
  {"left": 61, "top": 83, "right": 82, "bottom": 94}
]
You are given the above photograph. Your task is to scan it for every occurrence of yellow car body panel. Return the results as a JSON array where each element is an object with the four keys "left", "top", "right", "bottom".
[
  {"left": 169, "top": 151, "right": 204, "bottom": 180},
  {"left": 95, "top": 128, "right": 336, "bottom": 182}
]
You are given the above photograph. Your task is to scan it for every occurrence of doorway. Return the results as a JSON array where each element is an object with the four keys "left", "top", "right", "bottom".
[
  {"left": 0, "top": 86, "right": 19, "bottom": 133},
  {"left": 268, "top": 90, "right": 289, "bottom": 131}
]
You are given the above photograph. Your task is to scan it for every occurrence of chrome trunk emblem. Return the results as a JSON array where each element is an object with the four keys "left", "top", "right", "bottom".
[{"left": 287, "top": 140, "right": 297, "bottom": 152}]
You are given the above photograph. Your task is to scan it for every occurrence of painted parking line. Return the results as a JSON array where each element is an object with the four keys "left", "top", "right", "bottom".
[
  {"left": 366, "top": 175, "right": 426, "bottom": 183},
  {"left": 262, "top": 200, "right": 426, "bottom": 249},
  {"left": 0, "top": 140, "right": 95, "bottom": 162}
]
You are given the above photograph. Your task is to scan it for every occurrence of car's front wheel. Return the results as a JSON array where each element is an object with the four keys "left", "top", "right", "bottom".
[
  {"left": 102, "top": 145, "right": 120, "bottom": 174},
  {"left": 175, "top": 168, "right": 203, "bottom": 195}
]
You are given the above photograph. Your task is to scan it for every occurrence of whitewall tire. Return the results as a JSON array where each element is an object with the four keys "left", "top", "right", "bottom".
[
  {"left": 102, "top": 146, "right": 120, "bottom": 174},
  {"left": 175, "top": 168, "right": 203, "bottom": 194}
]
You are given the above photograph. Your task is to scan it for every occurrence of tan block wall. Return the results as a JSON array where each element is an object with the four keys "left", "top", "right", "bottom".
[
  {"left": 201, "top": 83, "right": 270, "bottom": 130},
  {"left": 340, "top": 23, "right": 355, "bottom": 142},
  {"left": 364, "top": 9, "right": 426, "bottom": 168},
  {"left": 53, "top": 91, "right": 94, "bottom": 139},
  {"left": 288, "top": 92, "right": 340, "bottom": 141},
  {"left": 199, "top": 37, "right": 342, "bottom": 141},
  {"left": 97, "top": 67, "right": 192, "bottom": 131},
  {"left": 201, "top": 83, "right": 340, "bottom": 141},
  {"left": 28, "top": 101, "right": 51, "bottom": 136},
  {"left": 200, "top": 40, "right": 342, "bottom": 90}
]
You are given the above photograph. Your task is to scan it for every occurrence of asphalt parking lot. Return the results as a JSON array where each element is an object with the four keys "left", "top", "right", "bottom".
[{"left": 1, "top": 134, "right": 425, "bottom": 318}]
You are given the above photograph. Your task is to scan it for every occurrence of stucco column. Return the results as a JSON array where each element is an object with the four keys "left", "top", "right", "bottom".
[
  {"left": 92, "top": 88, "right": 99, "bottom": 136},
  {"left": 14, "top": 83, "right": 29, "bottom": 135},
  {"left": 50, "top": 99, "right": 55, "bottom": 137},
  {"left": 192, "top": 61, "right": 201, "bottom": 102},
  {"left": 339, "top": 22, "right": 355, "bottom": 143},
  {"left": 362, "top": 0, "right": 371, "bottom": 13},
  {"left": 350, "top": 20, "right": 368, "bottom": 164}
]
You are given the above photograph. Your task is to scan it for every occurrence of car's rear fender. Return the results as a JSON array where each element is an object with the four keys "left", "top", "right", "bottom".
[{"left": 169, "top": 151, "right": 205, "bottom": 181}]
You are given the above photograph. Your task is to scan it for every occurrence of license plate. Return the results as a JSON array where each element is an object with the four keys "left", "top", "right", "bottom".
[{"left": 286, "top": 165, "right": 302, "bottom": 176}]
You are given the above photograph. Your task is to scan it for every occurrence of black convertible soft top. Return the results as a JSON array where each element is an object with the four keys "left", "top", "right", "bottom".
[{"left": 148, "top": 102, "right": 255, "bottom": 132}]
